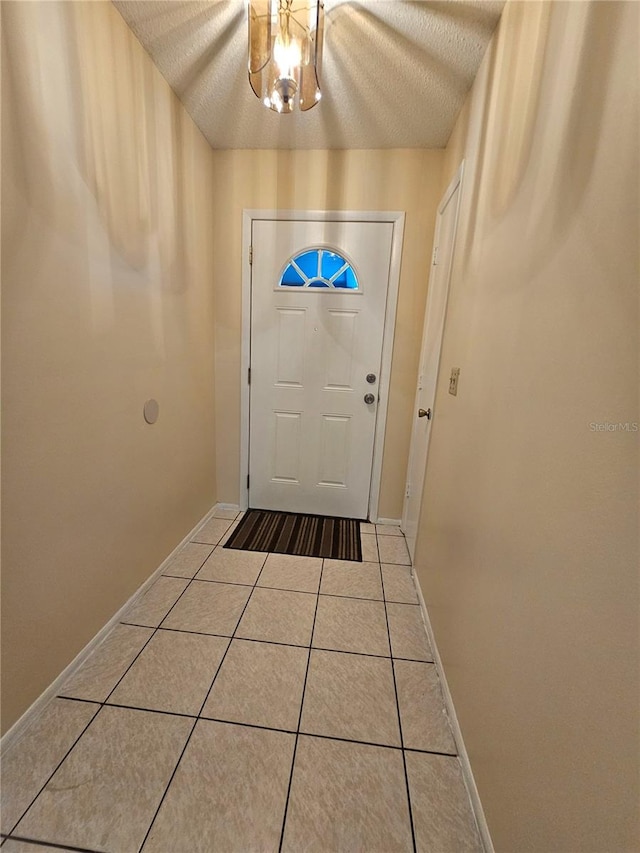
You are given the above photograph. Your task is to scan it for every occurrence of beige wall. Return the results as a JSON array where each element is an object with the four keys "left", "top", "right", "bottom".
[
  {"left": 414, "top": 2, "right": 639, "bottom": 850},
  {"left": 1, "top": 1, "right": 217, "bottom": 732},
  {"left": 212, "top": 148, "right": 443, "bottom": 519}
]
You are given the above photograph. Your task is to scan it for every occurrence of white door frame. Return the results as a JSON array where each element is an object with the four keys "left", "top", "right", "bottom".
[{"left": 241, "top": 209, "right": 405, "bottom": 520}]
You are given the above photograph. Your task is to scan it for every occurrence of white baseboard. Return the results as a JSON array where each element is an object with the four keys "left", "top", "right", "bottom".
[
  {"left": 412, "top": 570, "right": 495, "bottom": 853},
  {"left": 1, "top": 502, "right": 220, "bottom": 757},
  {"left": 374, "top": 517, "right": 402, "bottom": 526},
  {"left": 213, "top": 502, "right": 241, "bottom": 513}
]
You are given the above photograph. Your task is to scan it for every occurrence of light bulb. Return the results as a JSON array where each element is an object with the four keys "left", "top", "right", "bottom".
[{"left": 273, "top": 35, "right": 301, "bottom": 78}]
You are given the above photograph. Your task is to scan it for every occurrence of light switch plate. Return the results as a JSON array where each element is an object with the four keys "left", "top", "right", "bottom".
[{"left": 449, "top": 367, "right": 460, "bottom": 396}]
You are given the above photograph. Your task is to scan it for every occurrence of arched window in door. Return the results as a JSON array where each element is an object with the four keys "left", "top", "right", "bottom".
[{"left": 279, "top": 248, "right": 360, "bottom": 290}]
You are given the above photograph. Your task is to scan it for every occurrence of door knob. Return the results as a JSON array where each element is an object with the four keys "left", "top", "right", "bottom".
[
  {"left": 364, "top": 393, "right": 376, "bottom": 405},
  {"left": 418, "top": 408, "right": 431, "bottom": 419}
]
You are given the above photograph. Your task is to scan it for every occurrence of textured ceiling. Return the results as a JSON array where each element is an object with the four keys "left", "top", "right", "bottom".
[{"left": 113, "top": 0, "right": 504, "bottom": 149}]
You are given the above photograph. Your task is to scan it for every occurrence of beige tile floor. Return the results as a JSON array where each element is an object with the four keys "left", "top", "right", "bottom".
[{"left": 1, "top": 512, "right": 483, "bottom": 853}]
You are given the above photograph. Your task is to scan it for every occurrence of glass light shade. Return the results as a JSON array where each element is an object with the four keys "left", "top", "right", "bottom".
[{"left": 249, "top": 0, "right": 324, "bottom": 114}]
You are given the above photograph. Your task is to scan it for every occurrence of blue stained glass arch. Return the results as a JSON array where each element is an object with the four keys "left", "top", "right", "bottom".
[{"left": 279, "top": 248, "right": 360, "bottom": 290}]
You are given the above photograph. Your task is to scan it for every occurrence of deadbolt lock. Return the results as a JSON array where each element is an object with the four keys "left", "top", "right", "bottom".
[{"left": 366, "top": 373, "right": 376, "bottom": 384}]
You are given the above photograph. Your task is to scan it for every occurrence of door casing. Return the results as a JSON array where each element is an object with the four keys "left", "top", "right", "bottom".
[{"left": 240, "top": 209, "right": 405, "bottom": 520}]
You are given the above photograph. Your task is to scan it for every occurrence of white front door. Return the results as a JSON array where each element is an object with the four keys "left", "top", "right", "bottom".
[
  {"left": 402, "top": 166, "right": 463, "bottom": 559},
  {"left": 249, "top": 219, "right": 394, "bottom": 518}
]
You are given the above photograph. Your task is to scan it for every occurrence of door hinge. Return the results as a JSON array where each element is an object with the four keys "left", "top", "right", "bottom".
[
  {"left": 247, "top": 474, "right": 250, "bottom": 489},
  {"left": 249, "top": 245, "right": 253, "bottom": 265},
  {"left": 405, "top": 483, "right": 411, "bottom": 499},
  {"left": 432, "top": 246, "right": 439, "bottom": 266},
  {"left": 248, "top": 366, "right": 251, "bottom": 385}
]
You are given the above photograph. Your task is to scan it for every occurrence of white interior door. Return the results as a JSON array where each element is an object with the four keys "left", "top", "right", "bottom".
[
  {"left": 402, "top": 166, "right": 463, "bottom": 559},
  {"left": 249, "top": 219, "right": 394, "bottom": 518}
]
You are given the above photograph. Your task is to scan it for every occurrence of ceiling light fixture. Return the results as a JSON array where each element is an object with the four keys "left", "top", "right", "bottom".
[{"left": 248, "top": 0, "right": 324, "bottom": 114}]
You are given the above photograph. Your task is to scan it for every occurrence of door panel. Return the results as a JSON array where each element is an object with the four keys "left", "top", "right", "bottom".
[
  {"left": 275, "top": 309, "right": 306, "bottom": 386},
  {"left": 323, "top": 310, "right": 358, "bottom": 390},
  {"left": 318, "top": 414, "right": 351, "bottom": 487},
  {"left": 272, "top": 411, "right": 302, "bottom": 483},
  {"left": 402, "top": 170, "right": 463, "bottom": 559},
  {"left": 250, "top": 219, "right": 393, "bottom": 518}
]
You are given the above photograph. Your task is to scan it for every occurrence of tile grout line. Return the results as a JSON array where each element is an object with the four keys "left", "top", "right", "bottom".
[
  {"left": 101, "top": 528, "right": 234, "bottom": 706},
  {"left": 133, "top": 715, "right": 193, "bottom": 849},
  {"left": 136, "top": 548, "right": 270, "bottom": 853},
  {"left": 263, "top": 727, "right": 457, "bottom": 757},
  {"left": 56, "top": 699, "right": 193, "bottom": 721},
  {"left": 2, "top": 834, "right": 102, "bottom": 853},
  {"left": 3, "top": 562, "right": 213, "bottom": 839},
  {"left": 6, "top": 526, "right": 234, "bottom": 848},
  {"left": 162, "top": 574, "right": 413, "bottom": 603},
  {"left": 196, "top": 548, "right": 270, "bottom": 717},
  {"left": 117, "top": 625, "right": 434, "bottom": 662},
  {"left": 185, "top": 716, "right": 297, "bottom": 737},
  {"left": 277, "top": 557, "right": 324, "bottom": 853},
  {"left": 3, "top": 703, "right": 101, "bottom": 840},
  {"left": 53, "top": 696, "right": 458, "bottom": 757},
  {"left": 377, "top": 530, "right": 418, "bottom": 853}
]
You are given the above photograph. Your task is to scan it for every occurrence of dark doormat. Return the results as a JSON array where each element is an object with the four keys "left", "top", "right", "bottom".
[{"left": 224, "top": 509, "right": 362, "bottom": 561}]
